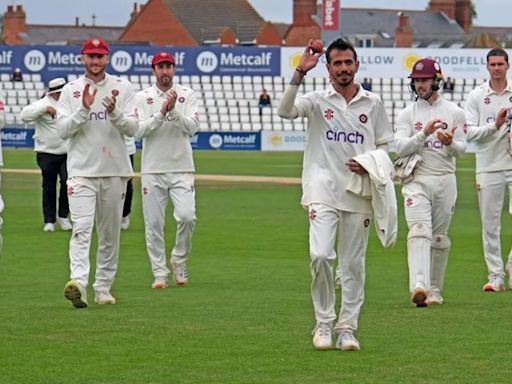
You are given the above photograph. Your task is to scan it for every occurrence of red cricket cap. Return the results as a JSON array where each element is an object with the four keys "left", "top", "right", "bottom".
[
  {"left": 151, "top": 52, "right": 176, "bottom": 67},
  {"left": 81, "top": 37, "right": 110, "bottom": 55}
]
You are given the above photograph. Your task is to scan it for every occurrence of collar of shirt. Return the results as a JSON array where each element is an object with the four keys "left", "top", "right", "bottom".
[
  {"left": 483, "top": 79, "right": 512, "bottom": 96},
  {"left": 83, "top": 73, "right": 110, "bottom": 87},
  {"left": 326, "top": 83, "right": 365, "bottom": 102},
  {"left": 152, "top": 83, "right": 176, "bottom": 98}
]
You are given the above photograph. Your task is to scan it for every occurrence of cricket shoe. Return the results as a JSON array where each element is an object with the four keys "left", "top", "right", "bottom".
[
  {"left": 94, "top": 291, "right": 116, "bottom": 305},
  {"left": 483, "top": 276, "right": 505, "bottom": 292},
  {"left": 64, "top": 280, "right": 88, "bottom": 309},
  {"left": 336, "top": 330, "right": 360, "bottom": 351},
  {"left": 312, "top": 322, "right": 333, "bottom": 350},
  {"left": 151, "top": 277, "right": 169, "bottom": 289},
  {"left": 172, "top": 262, "right": 188, "bottom": 286},
  {"left": 426, "top": 287, "right": 444, "bottom": 305},
  {"left": 57, "top": 217, "right": 72, "bottom": 231},
  {"left": 411, "top": 287, "right": 428, "bottom": 307},
  {"left": 43, "top": 223, "right": 55, "bottom": 232}
]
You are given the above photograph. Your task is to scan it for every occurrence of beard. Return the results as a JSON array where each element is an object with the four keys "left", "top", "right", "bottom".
[
  {"left": 158, "top": 75, "right": 172, "bottom": 87},
  {"left": 84, "top": 62, "right": 106, "bottom": 76}
]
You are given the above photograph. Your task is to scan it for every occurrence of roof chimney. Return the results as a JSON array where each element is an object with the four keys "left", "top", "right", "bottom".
[
  {"left": 293, "top": 0, "right": 317, "bottom": 26},
  {"left": 455, "top": 0, "right": 472, "bottom": 31},
  {"left": 395, "top": 12, "right": 413, "bottom": 48},
  {"left": 3, "top": 4, "right": 27, "bottom": 45},
  {"left": 428, "top": 0, "right": 456, "bottom": 20}
]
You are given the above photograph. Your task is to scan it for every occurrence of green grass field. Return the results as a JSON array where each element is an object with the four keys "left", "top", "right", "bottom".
[{"left": 1, "top": 149, "right": 512, "bottom": 383}]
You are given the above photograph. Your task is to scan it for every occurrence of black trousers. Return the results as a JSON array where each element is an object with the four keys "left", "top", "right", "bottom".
[
  {"left": 123, "top": 154, "right": 134, "bottom": 218},
  {"left": 36, "top": 152, "right": 69, "bottom": 223}
]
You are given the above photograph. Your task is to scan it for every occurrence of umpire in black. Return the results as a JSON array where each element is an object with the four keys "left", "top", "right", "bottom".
[{"left": 21, "top": 78, "right": 72, "bottom": 232}]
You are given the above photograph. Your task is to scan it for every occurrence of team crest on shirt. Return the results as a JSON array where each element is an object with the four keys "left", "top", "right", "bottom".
[
  {"left": 324, "top": 108, "right": 334, "bottom": 120},
  {"left": 112, "top": 89, "right": 119, "bottom": 97},
  {"left": 359, "top": 114, "right": 368, "bottom": 124},
  {"left": 147, "top": 98, "right": 154, "bottom": 105},
  {"left": 308, "top": 208, "right": 317, "bottom": 220},
  {"left": 406, "top": 197, "right": 413, "bottom": 206},
  {"left": 73, "top": 91, "right": 81, "bottom": 98},
  {"left": 414, "top": 122, "right": 423, "bottom": 131},
  {"left": 364, "top": 218, "right": 370, "bottom": 228},
  {"left": 484, "top": 97, "right": 491, "bottom": 105},
  {"left": 441, "top": 122, "right": 448, "bottom": 129},
  {"left": 178, "top": 96, "right": 185, "bottom": 103}
]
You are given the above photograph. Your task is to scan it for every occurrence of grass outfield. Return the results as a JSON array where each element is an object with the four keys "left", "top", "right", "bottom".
[{"left": 1, "top": 149, "right": 512, "bottom": 383}]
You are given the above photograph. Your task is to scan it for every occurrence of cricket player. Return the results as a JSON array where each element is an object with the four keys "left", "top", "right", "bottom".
[
  {"left": 395, "top": 58, "right": 466, "bottom": 307},
  {"left": 278, "top": 38, "right": 394, "bottom": 351},
  {"left": 20, "top": 77, "right": 71, "bottom": 232},
  {"left": 57, "top": 37, "right": 138, "bottom": 308},
  {"left": 465, "top": 48, "right": 512, "bottom": 292},
  {"left": 135, "top": 52, "right": 199, "bottom": 289}
]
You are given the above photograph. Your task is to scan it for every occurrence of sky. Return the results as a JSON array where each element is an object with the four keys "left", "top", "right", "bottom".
[{"left": 0, "top": 0, "right": 510, "bottom": 28}]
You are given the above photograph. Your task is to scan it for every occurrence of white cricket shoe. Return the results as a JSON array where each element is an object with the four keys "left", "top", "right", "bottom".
[
  {"left": 312, "top": 322, "right": 333, "bottom": 350},
  {"left": 151, "top": 277, "right": 169, "bottom": 289},
  {"left": 64, "top": 280, "right": 87, "bottom": 309},
  {"left": 94, "top": 291, "right": 116, "bottom": 305},
  {"left": 426, "top": 287, "right": 444, "bottom": 305},
  {"left": 411, "top": 287, "right": 428, "bottom": 307},
  {"left": 43, "top": 223, "right": 55, "bottom": 232},
  {"left": 57, "top": 217, "right": 72, "bottom": 231},
  {"left": 483, "top": 276, "right": 505, "bottom": 292},
  {"left": 172, "top": 262, "right": 188, "bottom": 286},
  {"left": 121, "top": 215, "right": 130, "bottom": 230},
  {"left": 336, "top": 330, "right": 360, "bottom": 351}
]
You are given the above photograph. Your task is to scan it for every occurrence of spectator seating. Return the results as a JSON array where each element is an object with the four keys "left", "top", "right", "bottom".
[{"left": 1, "top": 73, "right": 485, "bottom": 130}]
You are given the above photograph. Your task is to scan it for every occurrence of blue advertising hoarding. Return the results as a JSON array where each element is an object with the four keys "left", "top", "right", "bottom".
[
  {"left": 0, "top": 45, "right": 280, "bottom": 83},
  {"left": 1, "top": 128, "right": 261, "bottom": 151}
]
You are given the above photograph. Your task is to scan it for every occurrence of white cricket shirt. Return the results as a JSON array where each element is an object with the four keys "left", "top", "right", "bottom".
[
  {"left": 135, "top": 83, "right": 199, "bottom": 174},
  {"left": 56, "top": 74, "right": 138, "bottom": 178},
  {"left": 21, "top": 95, "right": 69, "bottom": 155},
  {"left": 395, "top": 95, "right": 467, "bottom": 176},
  {"left": 464, "top": 80, "right": 512, "bottom": 173},
  {"left": 284, "top": 84, "right": 394, "bottom": 214}
]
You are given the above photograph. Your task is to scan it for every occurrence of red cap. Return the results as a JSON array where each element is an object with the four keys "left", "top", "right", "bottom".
[
  {"left": 151, "top": 52, "right": 175, "bottom": 67},
  {"left": 81, "top": 38, "right": 110, "bottom": 55},
  {"left": 409, "top": 58, "right": 442, "bottom": 79}
]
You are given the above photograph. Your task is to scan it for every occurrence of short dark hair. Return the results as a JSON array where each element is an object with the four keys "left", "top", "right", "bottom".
[
  {"left": 487, "top": 48, "right": 508, "bottom": 63},
  {"left": 325, "top": 38, "right": 357, "bottom": 64}
]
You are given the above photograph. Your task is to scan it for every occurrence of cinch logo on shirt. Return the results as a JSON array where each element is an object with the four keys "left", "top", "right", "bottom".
[
  {"left": 326, "top": 129, "right": 364, "bottom": 144},
  {"left": 89, "top": 110, "right": 109, "bottom": 120},
  {"left": 424, "top": 140, "right": 444, "bottom": 149}
]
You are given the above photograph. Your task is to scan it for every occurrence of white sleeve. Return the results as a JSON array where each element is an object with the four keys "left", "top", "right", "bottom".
[
  {"left": 20, "top": 100, "right": 47, "bottom": 122},
  {"left": 56, "top": 86, "right": 89, "bottom": 140},
  {"left": 446, "top": 109, "right": 467, "bottom": 157},
  {"left": 108, "top": 83, "right": 138, "bottom": 137},
  {"left": 394, "top": 108, "right": 428, "bottom": 156},
  {"left": 167, "top": 90, "right": 199, "bottom": 137},
  {"left": 134, "top": 93, "right": 165, "bottom": 140},
  {"left": 464, "top": 91, "right": 496, "bottom": 142}
]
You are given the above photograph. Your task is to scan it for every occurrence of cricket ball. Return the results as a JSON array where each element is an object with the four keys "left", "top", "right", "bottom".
[{"left": 310, "top": 39, "right": 324, "bottom": 54}]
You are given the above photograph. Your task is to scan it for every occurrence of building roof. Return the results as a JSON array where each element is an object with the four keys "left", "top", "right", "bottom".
[
  {"left": 163, "top": 0, "right": 266, "bottom": 44},
  {"left": 23, "top": 24, "right": 123, "bottom": 45},
  {"left": 339, "top": 8, "right": 466, "bottom": 47}
]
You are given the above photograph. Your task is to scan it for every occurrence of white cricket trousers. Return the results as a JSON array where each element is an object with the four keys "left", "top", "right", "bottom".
[
  {"left": 67, "top": 176, "right": 127, "bottom": 292},
  {"left": 476, "top": 170, "right": 512, "bottom": 279},
  {"left": 402, "top": 173, "right": 456, "bottom": 292},
  {"left": 308, "top": 203, "right": 370, "bottom": 332},
  {"left": 141, "top": 173, "right": 196, "bottom": 278}
]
